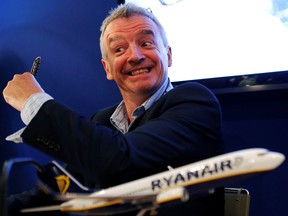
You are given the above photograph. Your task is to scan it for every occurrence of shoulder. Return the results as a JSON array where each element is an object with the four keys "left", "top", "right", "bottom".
[
  {"left": 167, "top": 82, "right": 219, "bottom": 103},
  {"left": 172, "top": 82, "right": 214, "bottom": 94},
  {"left": 148, "top": 82, "right": 222, "bottom": 120},
  {"left": 143, "top": 82, "right": 221, "bottom": 119}
]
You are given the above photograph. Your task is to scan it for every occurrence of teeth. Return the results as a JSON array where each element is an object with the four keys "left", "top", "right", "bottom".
[{"left": 130, "top": 68, "right": 149, "bottom": 76}]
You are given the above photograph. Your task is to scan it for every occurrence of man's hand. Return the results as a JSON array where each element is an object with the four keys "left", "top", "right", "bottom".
[{"left": 3, "top": 72, "right": 44, "bottom": 111}]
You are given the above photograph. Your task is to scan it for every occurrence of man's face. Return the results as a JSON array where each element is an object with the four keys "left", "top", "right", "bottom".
[{"left": 101, "top": 16, "right": 172, "bottom": 100}]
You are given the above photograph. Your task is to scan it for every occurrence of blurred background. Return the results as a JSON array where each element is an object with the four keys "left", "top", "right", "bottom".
[{"left": 0, "top": 0, "right": 287, "bottom": 215}]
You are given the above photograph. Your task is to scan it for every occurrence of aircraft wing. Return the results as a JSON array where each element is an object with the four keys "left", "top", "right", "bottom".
[
  {"left": 21, "top": 184, "right": 187, "bottom": 214},
  {"left": 21, "top": 192, "right": 166, "bottom": 215},
  {"left": 57, "top": 192, "right": 159, "bottom": 203}
]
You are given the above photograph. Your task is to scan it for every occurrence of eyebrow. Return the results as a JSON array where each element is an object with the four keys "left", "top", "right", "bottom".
[
  {"left": 108, "top": 35, "right": 123, "bottom": 45},
  {"left": 108, "top": 29, "right": 155, "bottom": 45},
  {"left": 139, "top": 29, "right": 155, "bottom": 37}
]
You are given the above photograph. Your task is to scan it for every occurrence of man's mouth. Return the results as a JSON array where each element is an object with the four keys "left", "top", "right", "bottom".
[{"left": 127, "top": 68, "right": 151, "bottom": 76}]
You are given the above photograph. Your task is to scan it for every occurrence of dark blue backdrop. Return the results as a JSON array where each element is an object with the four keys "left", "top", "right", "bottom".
[
  {"left": 0, "top": 0, "right": 287, "bottom": 215},
  {"left": 217, "top": 88, "right": 288, "bottom": 216},
  {"left": 0, "top": 0, "right": 121, "bottom": 196}
]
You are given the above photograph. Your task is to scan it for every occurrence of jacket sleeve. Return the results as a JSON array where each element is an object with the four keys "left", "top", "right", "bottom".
[{"left": 21, "top": 82, "right": 223, "bottom": 187}]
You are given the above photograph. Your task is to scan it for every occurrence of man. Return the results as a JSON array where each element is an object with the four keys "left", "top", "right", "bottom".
[{"left": 3, "top": 3, "right": 224, "bottom": 215}]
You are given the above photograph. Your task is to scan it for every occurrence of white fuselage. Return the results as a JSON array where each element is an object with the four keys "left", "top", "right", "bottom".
[{"left": 60, "top": 148, "right": 285, "bottom": 213}]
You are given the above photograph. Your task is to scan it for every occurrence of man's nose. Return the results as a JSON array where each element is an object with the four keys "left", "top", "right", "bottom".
[{"left": 127, "top": 45, "right": 145, "bottom": 64}]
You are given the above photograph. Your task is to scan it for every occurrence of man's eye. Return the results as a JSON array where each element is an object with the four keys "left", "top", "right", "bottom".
[
  {"left": 142, "top": 41, "right": 153, "bottom": 47},
  {"left": 115, "top": 47, "right": 125, "bottom": 53}
]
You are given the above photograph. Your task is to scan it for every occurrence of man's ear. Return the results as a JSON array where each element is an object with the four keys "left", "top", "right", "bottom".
[
  {"left": 101, "top": 59, "right": 113, "bottom": 80},
  {"left": 167, "top": 46, "right": 172, "bottom": 67}
]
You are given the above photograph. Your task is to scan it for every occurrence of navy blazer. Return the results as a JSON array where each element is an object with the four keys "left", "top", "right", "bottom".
[{"left": 20, "top": 82, "right": 224, "bottom": 215}]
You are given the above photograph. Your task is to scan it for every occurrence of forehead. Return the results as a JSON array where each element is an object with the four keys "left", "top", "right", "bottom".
[{"left": 104, "top": 16, "right": 160, "bottom": 42}]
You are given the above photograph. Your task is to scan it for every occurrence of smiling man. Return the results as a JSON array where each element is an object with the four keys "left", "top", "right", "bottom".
[
  {"left": 100, "top": 13, "right": 172, "bottom": 123},
  {"left": 3, "top": 3, "right": 224, "bottom": 215}
]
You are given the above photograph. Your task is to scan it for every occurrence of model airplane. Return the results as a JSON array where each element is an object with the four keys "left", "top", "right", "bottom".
[{"left": 21, "top": 148, "right": 285, "bottom": 215}]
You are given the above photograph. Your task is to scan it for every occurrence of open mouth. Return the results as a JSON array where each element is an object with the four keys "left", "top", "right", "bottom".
[{"left": 127, "top": 68, "right": 151, "bottom": 76}]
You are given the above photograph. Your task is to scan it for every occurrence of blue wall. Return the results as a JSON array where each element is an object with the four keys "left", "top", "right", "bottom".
[
  {"left": 0, "top": 0, "right": 121, "bottom": 193},
  {"left": 0, "top": 0, "right": 287, "bottom": 215},
  {"left": 217, "top": 89, "right": 288, "bottom": 216}
]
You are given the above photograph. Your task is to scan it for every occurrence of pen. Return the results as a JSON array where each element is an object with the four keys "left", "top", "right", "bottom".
[{"left": 30, "top": 56, "right": 41, "bottom": 76}]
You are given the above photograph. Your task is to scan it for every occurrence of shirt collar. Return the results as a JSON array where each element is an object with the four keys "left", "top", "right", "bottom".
[{"left": 110, "top": 78, "right": 173, "bottom": 133}]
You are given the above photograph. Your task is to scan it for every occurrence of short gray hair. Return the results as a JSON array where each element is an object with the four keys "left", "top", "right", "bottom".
[{"left": 100, "top": 3, "right": 169, "bottom": 58}]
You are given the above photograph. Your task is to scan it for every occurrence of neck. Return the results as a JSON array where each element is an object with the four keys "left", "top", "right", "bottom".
[{"left": 122, "top": 93, "right": 151, "bottom": 122}]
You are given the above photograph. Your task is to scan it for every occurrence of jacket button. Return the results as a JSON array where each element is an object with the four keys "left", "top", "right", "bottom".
[
  {"left": 36, "top": 136, "right": 44, "bottom": 142},
  {"left": 53, "top": 144, "right": 61, "bottom": 152}
]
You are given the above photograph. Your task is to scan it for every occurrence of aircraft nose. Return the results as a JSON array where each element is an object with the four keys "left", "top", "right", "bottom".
[
  {"left": 267, "top": 152, "right": 285, "bottom": 169},
  {"left": 273, "top": 152, "right": 285, "bottom": 163}
]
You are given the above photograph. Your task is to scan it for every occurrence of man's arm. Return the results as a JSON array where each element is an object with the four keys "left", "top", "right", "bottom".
[
  {"left": 3, "top": 72, "right": 53, "bottom": 143},
  {"left": 20, "top": 82, "right": 223, "bottom": 187},
  {"left": 3, "top": 72, "right": 44, "bottom": 112}
]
